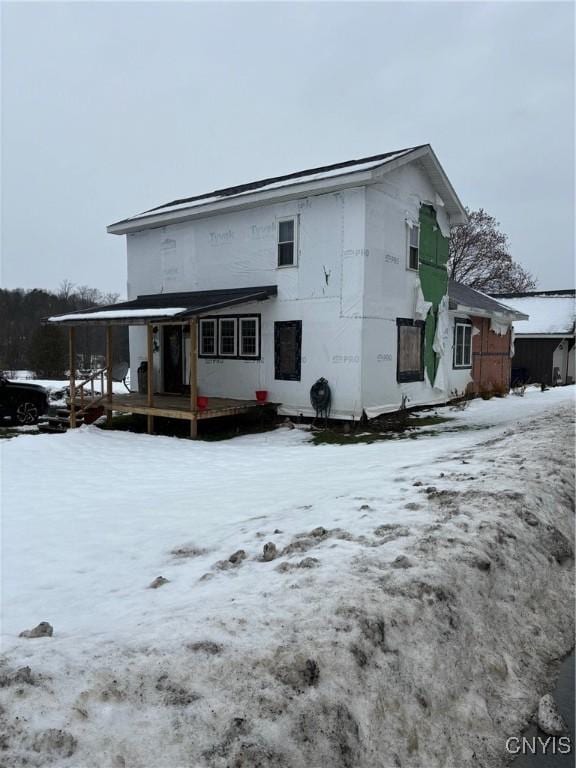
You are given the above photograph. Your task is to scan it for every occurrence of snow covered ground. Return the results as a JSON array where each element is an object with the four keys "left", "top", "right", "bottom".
[
  {"left": 9, "top": 376, "right": 129, "bottom": 400},
  {"left": 1, "top": 386, "right": 574, "bottom": 767}
]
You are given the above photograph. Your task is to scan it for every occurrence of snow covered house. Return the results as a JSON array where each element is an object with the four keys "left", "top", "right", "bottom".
[
  {"left": 46, "top": 145, "right": 526, "bottom": 434},
  {"left": 490, "top": 290, "right": 575, "bottom": 386}
]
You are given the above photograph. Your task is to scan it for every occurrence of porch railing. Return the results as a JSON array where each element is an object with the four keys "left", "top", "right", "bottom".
[{"left": 75, "top": 367, "right": 107, "bottom": 415}]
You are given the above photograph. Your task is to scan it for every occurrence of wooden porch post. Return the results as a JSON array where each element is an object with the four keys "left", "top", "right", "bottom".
[
  {"left": 189, "top": 317, "right": 198, "bottom": 438},
  {"left": 68, "top": 326, "right": 77, "bottom": 428},
  {"left": 147, "top": 324, "right": 154, "bottom": 434},
  {"left": 106, "top": 325, "right": 113, "bottom": 426}
]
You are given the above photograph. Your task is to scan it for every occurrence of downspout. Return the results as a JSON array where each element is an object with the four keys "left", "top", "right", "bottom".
[{"left": 478, "top": 320, "right": 483, "bottom": 390}]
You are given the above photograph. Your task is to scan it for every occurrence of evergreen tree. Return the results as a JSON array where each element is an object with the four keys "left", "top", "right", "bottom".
[
  {"left": 28, "top": 326, "right": 68, "bottom": 378},
  {"left": 0, "top": 285, "right": 128, "bottom": 376}
]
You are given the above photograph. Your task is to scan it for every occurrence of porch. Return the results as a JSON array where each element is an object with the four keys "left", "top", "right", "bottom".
[
  {"left": 74, "top": 391, "right": 273, "bottom": 422},
  {"left": 45, "top": 285, "right": 278, "bottom": 438}
]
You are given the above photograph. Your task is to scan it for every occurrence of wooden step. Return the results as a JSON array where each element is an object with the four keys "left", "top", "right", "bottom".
[
  {"left": 38, "top": 421, "right": 68, "bottom": 433},
  {"left": 40, "top": 415, "right": 85, "bottom": 429}
]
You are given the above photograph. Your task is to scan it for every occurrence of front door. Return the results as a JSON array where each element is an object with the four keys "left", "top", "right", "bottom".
[{"left": 163, "top": 325, "right": 185, "bottom": 393}]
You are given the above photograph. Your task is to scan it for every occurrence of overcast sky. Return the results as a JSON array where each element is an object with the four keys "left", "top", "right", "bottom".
[{"left": 2, "top": 1, "right": 574, "bottom": 296}]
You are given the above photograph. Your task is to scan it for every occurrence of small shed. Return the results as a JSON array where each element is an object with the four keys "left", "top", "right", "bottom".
[{"left": 490, "top": 290, "right": 576, "bottom": 386}]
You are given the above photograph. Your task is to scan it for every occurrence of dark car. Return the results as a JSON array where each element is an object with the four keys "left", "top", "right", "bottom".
[{"left": 0, "top": 376, "right": 49, "bottom": 425}]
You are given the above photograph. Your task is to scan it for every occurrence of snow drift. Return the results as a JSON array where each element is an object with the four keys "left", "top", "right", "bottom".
[{"left": 0, "top": 390, "right": 574, "bottom": 768}]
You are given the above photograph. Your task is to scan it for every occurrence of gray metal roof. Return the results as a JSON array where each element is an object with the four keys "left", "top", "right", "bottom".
[{"left": 448, "top": 280, "right": 528, "bottom": 319}]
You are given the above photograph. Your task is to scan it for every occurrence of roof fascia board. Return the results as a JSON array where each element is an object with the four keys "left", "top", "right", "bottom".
[
  {"left": 373, "top": 144, "right": 468, "bottom": 224},
  {"left": 107, "top": 170, "right": 375, "bottom": 235},
  {"left": 515, "top": 333, "right": 575, "bottom": 339},
  {"left": 370, "top": 145, "right": 430, "bottom": 179},
  {"left": 422, "top": 145, "right": 468, "bottom": 224},
  {"left": 42, "top": 316, "right": 164, "bottom": 327},
  {"left": 452, "top": 303, "right": 528, "bottom": 321}
]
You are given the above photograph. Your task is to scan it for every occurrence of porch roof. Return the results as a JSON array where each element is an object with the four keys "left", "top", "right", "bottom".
[{"left": 45, "top": 285, "right": 278, "bottom": 326}]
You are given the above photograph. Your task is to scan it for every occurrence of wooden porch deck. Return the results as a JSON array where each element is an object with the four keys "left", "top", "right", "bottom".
[
  {"left": 63, "top": 319, "right": 273, "bottom": 437},
  {"left": 77, "top": 392, "right": 274, "bottom": 421}
]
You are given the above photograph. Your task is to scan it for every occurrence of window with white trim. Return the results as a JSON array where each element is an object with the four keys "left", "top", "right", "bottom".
[
  {"left": 239, "top": 317, "right": 259, "bottom": 357},
  {"left": 218, "top": 318, "right": 237, "bottom": 357},
  {"left": 407, "top": 223, "right": 420, "bottom": 270},
  {"left": 277, "top": 218, "right": 297, "bottom": 267},
  {"left": 198, "top": 315, "right": 261, "bottom": 359},
  {"left": 453, "top": 319, "right": 472, "bottom": 368},
  {"left": 199, "top": 319, "right": 216, "bottom": 356}
]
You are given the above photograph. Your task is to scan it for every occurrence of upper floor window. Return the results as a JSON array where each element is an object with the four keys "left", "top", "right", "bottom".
[
  {"left": 278, "top": 218, "right": 297, "bottom": 267},
  {"left": 407, "top": 223, "right": 420, "bottom": 271},
  {"left": 453, "top": 319, "right": 472, "bottom": 368}
]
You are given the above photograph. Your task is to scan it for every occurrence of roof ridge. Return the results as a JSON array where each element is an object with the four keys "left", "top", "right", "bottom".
[{"left": 143, "top": 145, "right": 427, "bottom": 214}]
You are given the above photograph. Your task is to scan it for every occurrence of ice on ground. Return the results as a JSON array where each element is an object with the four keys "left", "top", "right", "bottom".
[{"left": 0, "top": 386, "right": 574, "bottom": 768}]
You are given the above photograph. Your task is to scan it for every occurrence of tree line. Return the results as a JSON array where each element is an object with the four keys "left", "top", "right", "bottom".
[{"left": 0, "top": 282, "right": 129, "bottom": 379}]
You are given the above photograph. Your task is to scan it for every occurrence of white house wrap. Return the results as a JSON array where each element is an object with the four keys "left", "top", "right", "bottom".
[{"left": 47, "top": 145, "right": 528, "bottom": 423}]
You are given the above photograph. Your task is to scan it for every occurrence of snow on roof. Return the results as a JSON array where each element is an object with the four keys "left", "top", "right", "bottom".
[
  {"left": 48, "top": 308, "right": 188, "bottom": 322},
  {"left": 137, "top": 150, "right": 419, "bottom": 219},
  {"left": 500, "top": 295, "right": 576, "bottom": 335},
  {"left": 46, "top": 286, "right": 278, "bottom": 325},
  {"left": 108, "top": 146, "right": 426, "bottom": 229}
]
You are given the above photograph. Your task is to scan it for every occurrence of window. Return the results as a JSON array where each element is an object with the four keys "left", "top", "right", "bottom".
[
  {"left": 198, "top": 315, "right": 261, "bottom": 359},
  {"left": 278, "top": 218, "right": 296, "bottom": 267},
  {"left": 453, "top": 319, "right": 472, "bottom": 368},
  {"left": 274, "top": 321, "right": 302, "bottom": 381},
  {"left": 407, "top": 223, "right": 420, "bottom": 270},
  {"left": 239, "top": 317, "right": 259, "bottom": 358},
  {"left": 199, "top": 319, "right": 216, "bottom": 356},
  {"left": 396, "top": 318, "right": 424, "bottom": 382},
  {"left": 218, "top": 318, "right": 237, "bottom": 357}
]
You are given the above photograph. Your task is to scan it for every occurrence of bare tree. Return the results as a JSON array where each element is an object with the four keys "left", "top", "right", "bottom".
[
  {"left": 74, "top": 285, "right": 103, "bottom": 306},
  {"left": 101, "top": 292, "right": 120, "bottom": 305},
  {"left": 449, "top": 208, "right": 536, "bottom": 293},
  {"left": 57, "top": 279, "right": 75, "bottom": 300}
]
